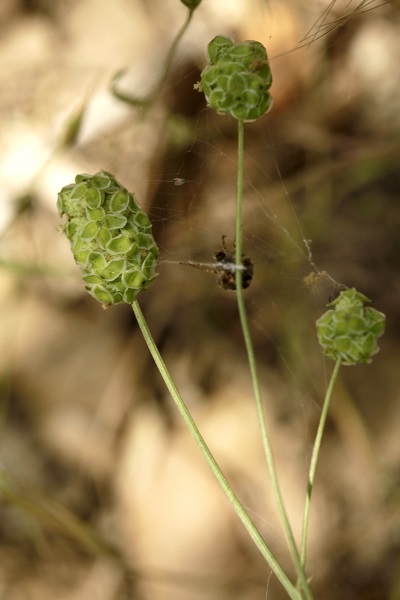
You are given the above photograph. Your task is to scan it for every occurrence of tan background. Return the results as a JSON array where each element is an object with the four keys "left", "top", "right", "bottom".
[{"left": 0, "top": 1, "right": 399, "bottom": 598}]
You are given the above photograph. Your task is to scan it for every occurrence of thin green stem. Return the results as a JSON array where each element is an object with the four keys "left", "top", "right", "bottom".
[
  {"left": 131, "top": 299, "right": 302, "bottom": 600},
  {"left": 234, "top": 120, "right": 245, "bottom": 267},
  {"left": 300, "top": 357, "right": 342, "bottom": 568},
  {"left": 111, "top": 8, "right": 195, "bottom": 109},
  {"left": 148, "top": 8, "right": 195, "bottom": 103},
  {"left": 234, "top": 120, "right": 313, "bottom": 600}
]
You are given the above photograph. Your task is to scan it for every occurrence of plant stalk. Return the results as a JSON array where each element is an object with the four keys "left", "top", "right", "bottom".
[
  {"left": 132, "top": 299, "right": 302, "bottom": 600},
  {"left": 300, "top": 357, "right": 342, "bottom": 568},
  {"left": 234, "top": 119, "right": 313, "bottom": 600},
  {"left": 111, "top": 7, "right": 195, "bottom": 109}
]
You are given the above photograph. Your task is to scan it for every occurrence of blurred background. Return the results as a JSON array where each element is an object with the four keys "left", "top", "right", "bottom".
[{"left": 0, "top": 0, "right": 400, "bottom": 598}]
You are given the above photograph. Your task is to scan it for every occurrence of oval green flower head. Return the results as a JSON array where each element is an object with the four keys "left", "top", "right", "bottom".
[
  {"left": 200, "top": 36, "right": 273, "bottom": 122},
  {"left": 57, "top": 170, "right": 158, "bottom": 306},
  {"left": 316, "top": 288, "right": 386, "bottom": 365}
]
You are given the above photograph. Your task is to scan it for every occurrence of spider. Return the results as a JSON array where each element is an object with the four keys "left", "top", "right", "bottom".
[{"left": 181, "top": 235, "right": 254, "bottom": 291}]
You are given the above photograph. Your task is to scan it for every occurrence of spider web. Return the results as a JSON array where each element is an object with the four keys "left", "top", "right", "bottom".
[
  {"left": 0, "top": 2, "right": 394, "bottom": 600},
  {"left": 63, "top": 2, "right": 395, "bottom": 597},
  {"left": 139, "top": 0, "right": 378, "bottom": 370},
  {"left": 127, "top": 6, "right": 392, "bottom": 576},
  {"left": 146, "top": 111, "right": 331, "bottom": 430},
  {"left": 146, "top": 0, "right": 389, "bottom": 287}
]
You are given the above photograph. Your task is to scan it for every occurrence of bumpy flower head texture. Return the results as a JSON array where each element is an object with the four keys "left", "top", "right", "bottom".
[
  {"left": 316, "top": 288, "right": 385, "bottom": 365},
  {"left": 57, "top": 171, "right": 158, "bottom": 306},
  {"left": 200, "top": 35, "right": 272, "bottom": 122}
]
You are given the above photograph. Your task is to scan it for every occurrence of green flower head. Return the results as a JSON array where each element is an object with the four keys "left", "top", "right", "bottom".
[
  {"left": 200, "top": 35, "right": 273, "bottom": 122},
  {"left": 57, "top": 170, "right": 158, "bottom": 306},
  {"left": 316, "top": 288, "right": 386, "bottom": 365}
]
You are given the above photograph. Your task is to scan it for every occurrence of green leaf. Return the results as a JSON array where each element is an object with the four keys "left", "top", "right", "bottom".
[
  {"left": 87, "top": 252, "right": 107, "bottom": 274},
  {"left": 123, "top": 288, "right": 136, "bottom": 304},
  {"left": 89, "top": 285, "right": 114, "bottom": 304},
  {"left": 106, "top": 235, "right": 134, "bottom": 254},
  {"left": 103, "top": 215, "right": 128, "bottom": 230},
  {"left": 122, "top": 269, "right": 145, "bottom": 289},
  {"left": 86, "top": 207, "right": 106, "bottom": 222},
  {"left": 82, "top": 274, "right": 104, "bottom": 285},
  {"left": 80, "top": 221, "right": 100, "bottom": 241},
  {"left": 141, "top": 252, "right": 157, "bottom": 278},
  {"left": 207, "top": 36, "right": 234, "bottom": 64},
  {"left": 102, "top": 258, "right": 126, "bottom": 281},
  {"left": 134, "top": 212, "right": 151, "bottom": 230},
  {"left": 96, "top": 227, "right": 112, "bottom": 249},
  {"left": 91, "top": 173, "right": 110, "bottom": 189},
  {"left": 75, "top": 173, "right": 91, "bottom": 183},
  {"left": 71, "top": 183, "right": 88, "bottom": 199},
  {"left": 136, "top": 233, "right": 155, "bottom": 249},
  {"left": 86, "top": 187, "right": 102, "bottom": 209},
  {"left": 110, "top": 190, "right": 129, "bottom": 213}
]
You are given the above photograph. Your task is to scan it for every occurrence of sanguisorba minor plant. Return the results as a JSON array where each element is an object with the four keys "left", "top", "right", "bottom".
[
  {"left": 198, "top": 34, "right": 386, "bottom": 595},
  {"left": 57, "top": 32, "right": 385, "bottom": 600},
  {"left": 198, "top": 35, "right": 313, "bottom": 599}
]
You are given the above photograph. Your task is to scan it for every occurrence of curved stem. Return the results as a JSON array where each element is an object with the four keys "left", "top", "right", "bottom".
[
  {"left": 148, "top": 8, "right": 195, "bottom": 103},
  {"left": 131, "top": 299, "right": 302, "bottom": 600},
  {"left": 300, "top": 357, "right": 342, "bottom": 568},
  {"left": 234, "top": 120, "right": 313, "bottom": 600},
  {"left": 111, "top": 7, "right": 195, "bottom": 109}
]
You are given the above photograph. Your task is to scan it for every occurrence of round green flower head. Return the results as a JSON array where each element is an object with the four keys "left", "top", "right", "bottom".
[
  {"left": 57, "top": 170, "right": 158, "bottom": 306},
  {"left": 316, "top": 288, "right": 386, "bottom": 365},
  {"left": 200, "top": 35, "right": 273, "bottom": 122}
]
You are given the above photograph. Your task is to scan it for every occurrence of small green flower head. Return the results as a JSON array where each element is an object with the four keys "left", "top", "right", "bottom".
[
  {"left": 57, "top": 170, "right": 158, "bottom": 306},
  {"left": 316, "top": 288, "right": 386, "bottom": 365},
  {"left": 200, "top": 35, "right": 273, "bottom": 122}
]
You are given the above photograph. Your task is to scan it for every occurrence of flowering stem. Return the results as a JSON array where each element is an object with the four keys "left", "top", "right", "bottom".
[
  {"left": 234, "top": 120, "right": 313, "bottom": 600},
  {"left": 131, "top": 299, "right": 302, "bottom": 600},
  {"left": 111, "top": 7, "right": 195, "bottom": 109},
  {"left": 300, "top": 357, "right": 342, "bottom": 569},
  {"left": 148, "top": 7, "right": 196, "bottom": 104}
]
